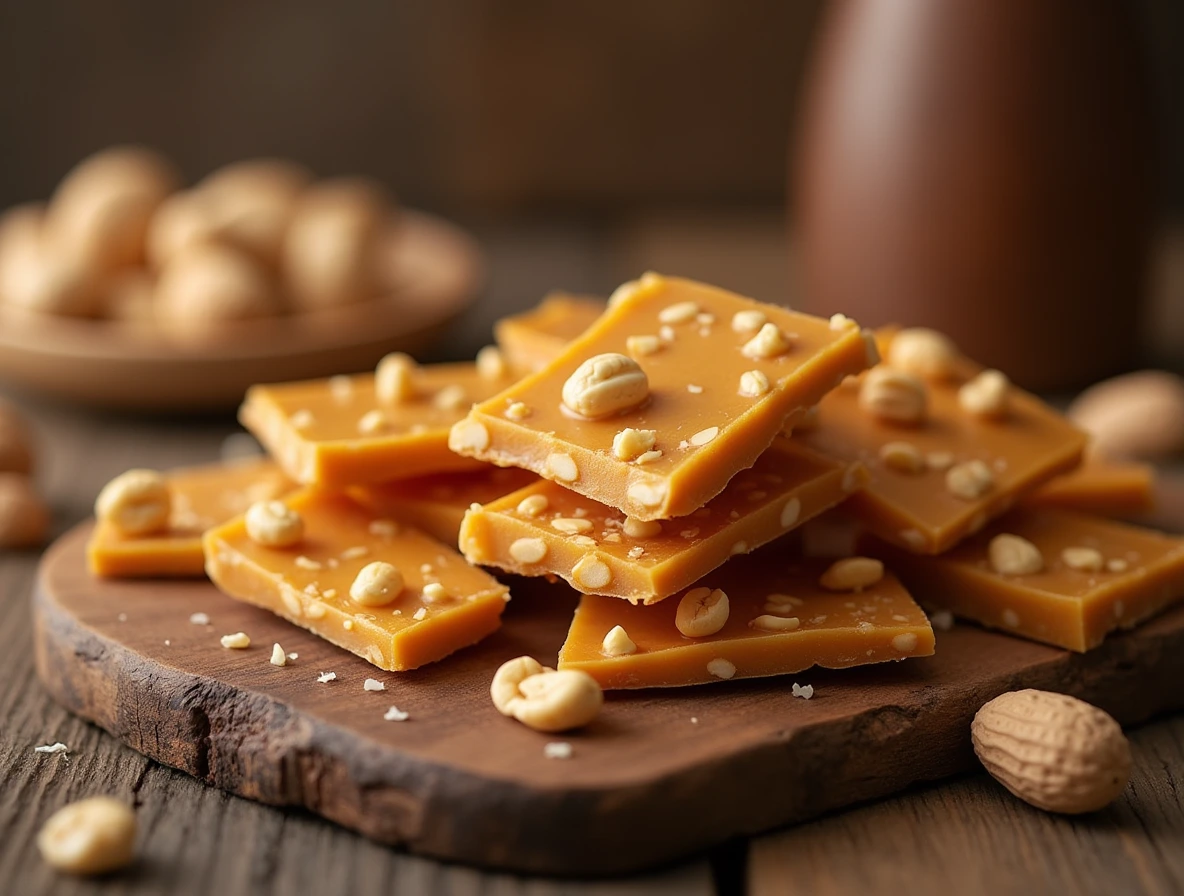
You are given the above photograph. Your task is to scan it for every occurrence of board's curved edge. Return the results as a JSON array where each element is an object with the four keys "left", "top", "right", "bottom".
[{"left": 28, "top": 523, "right": 1184, "bottom": 876}]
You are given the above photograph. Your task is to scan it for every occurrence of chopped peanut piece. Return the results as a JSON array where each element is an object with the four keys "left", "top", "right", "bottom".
[
  {"left": 613, "top": 428, "right": 657, "bottom": 461},
  {"left": 859, "top": 368, "right": 927, "bottom": 424},
  {"left": 732, "top": 309, "right": 767, "bottom": 333},
  {"left": 659, "top": 300, "right": 699, "bottom": 324},
  {"left": 947, "top": 460, "right": 995, "bottom": 501},
  {"left": 505, "top": 401, "right": 531, "bottom": 421},
  {"left": 476, "top": 345, "right": 508, "bottom": 380},
  {"left": 960, "top": 369, "right": 1011, "bottom": 419},
  {"left": 750, "top": 614, "right": 801, "bottom": 632},
  {"left": 546, "top": 452, "right": 579, "bottom": 482},
  {"left": 601, "top": 624, "right": 636, "bottom": 656},
  {"left": 739, "top": 370, "right": 770, "bottom": 398},
  {"left": 742, "top": 323, "right": 792, "bottom": 359},
  {"left": 350, "top": 561, "right": 405, "bottom": 607},
  {"left": 989, "top": 534, "right": 1044, "bottom": 576},
  {"left": 1062, "top": 546, "right": 1104, "bottom": 572},
  {"left": 675, "top": 587, "right": 730, "bottom": 637},
  {"left": 244, "top": 500, "right": 304, "bottom": 547},
  {"left": 626, "top": 334, "right": 663, "bottom": 356},
  {"left": 819, "top": 556, "right": 885, "bottom": 591},
  {"left": 433, "top": 384, "right": 468, "bottom": 413},
  {"left": 220, "top": 631, "right": 251, "bottom": 649},
  {"left": 573, "top": 554, "right": 612, "bottom": 590},
  {"left": 509, "top": 537, "right": 547, "bottom": 563},
  {"left": 270, "top": 643, "right": 287, "bottom": 666},
  {"left": 887, "top": 328, "right": 960, "bottom": 380},
  {"left": 95, "top": 469, "right": 171, "bottom": 536},
  {"left": 561, "top": 353, "right": 649, "bottom": 419},
  {"left": 517, "top": 494, "right": 549, "bottom": 517},
  {"left": 375, "top": 352, "right": 417, "bottom": 404},
  {"left": 879, "top": 441, "right": 925, "bottom": 473}
]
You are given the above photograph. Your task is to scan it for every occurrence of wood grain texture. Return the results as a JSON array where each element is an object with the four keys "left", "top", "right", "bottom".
[
  {"left": 748, "top": 716, "right": 1184, "bottom": 896},
  {"left": 31, "top": 520, "right": 1184, "bottom": 875}
]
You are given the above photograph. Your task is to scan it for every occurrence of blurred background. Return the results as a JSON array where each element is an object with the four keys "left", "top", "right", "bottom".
[{"left": 0, "top": 0, "right": 1182, "bottom": 387}]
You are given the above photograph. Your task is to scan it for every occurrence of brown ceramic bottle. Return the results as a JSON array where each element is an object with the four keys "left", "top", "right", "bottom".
[{"left": 794, "top": 0, "right": 1154, "bottom": 390}]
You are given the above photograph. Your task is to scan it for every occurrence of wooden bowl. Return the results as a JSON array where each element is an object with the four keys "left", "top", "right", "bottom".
[{"left": 0, "top": 210, "right": 483, "bottom": 412}]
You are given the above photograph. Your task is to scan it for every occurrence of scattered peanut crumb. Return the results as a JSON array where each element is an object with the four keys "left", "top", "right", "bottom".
[
  {"left": 287, "top": 652, "right": 298, "bottom": 661},
  {"left": 220, "top": 632, "right": 250, "bottom": 649},
  {"left": 34, "top": 742, "right": 70, "bottom": 756},
  {"left": 384, "top": 706, "right": 410, "bottom": 722},
  {"left": 1107, "top": 558, "right": 1129, "bottom": 573},
  {"left": 316, "top": 671, "right": 337, "bottom": 683},
  {"left": 37, "top": 796, "right": 136, "bottom": 876},
  {"left": 289, "top": 409, "right": 315, "bottom": 429},
  {"left": 544, "top": 742, "right": 574, "bottom": 760},
  {"left": 363, "top": 678, "right": 385, "bottom": 691},
  {"left": 270, "top": 643, "right": 287, "bottom": 666},
  {"left": 413, "top": 607, "right": 428, "bottom": 621},
  {"left": 792, "top": 682, "right": 814, "bottom": 700},
  {"left": 687, "top": 384, "right": 704, "bottom": 394},
  {"left": 690, "top": 426, "right": 719, "bottom": 446},
  {"left": 357, "top": 409, "right": 392, "bottom": 435},
  {"left": 739, "top": 369, "right": 771, "bottom": 398},
  {"left": 422, "top": 582, "right": 448, "bottom": 602},
  {"left": 505, "top": 401, "right": 531, "bottom": 420},
  {"left": 188, "top": 612, "right": 210, "bottom": 626}
]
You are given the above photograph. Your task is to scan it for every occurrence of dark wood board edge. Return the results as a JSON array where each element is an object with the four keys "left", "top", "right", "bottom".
[{"left": 29, "top": 526, "right": 1184, "bottom": 877}]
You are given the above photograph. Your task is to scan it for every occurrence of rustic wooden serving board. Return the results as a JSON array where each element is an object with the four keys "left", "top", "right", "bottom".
[{"left": 33, "top": 522, "right": 1184, "bottom": 876}]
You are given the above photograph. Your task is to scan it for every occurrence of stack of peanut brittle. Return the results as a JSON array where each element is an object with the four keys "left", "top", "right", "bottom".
[{"left": 86, "top": 274, "right": 1184, "bottom": 690}]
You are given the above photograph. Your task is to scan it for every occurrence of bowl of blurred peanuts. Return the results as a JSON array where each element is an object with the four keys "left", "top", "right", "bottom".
[{"left": 0, "top": 147, "right": 483, "bottom": 411}]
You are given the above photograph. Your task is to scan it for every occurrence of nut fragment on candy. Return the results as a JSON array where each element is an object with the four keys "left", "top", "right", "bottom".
[
  {"left": 972, "top": 689, "right": 1131, "bottom": 814},
  {"left": 449, "top": 419, "right": 490, "bottom": 453},
  {"left": 989, "top": 534, "right": 1044, "bottom": 576},
  {"left": 859, "top": 367, "right": 927, "bottom": 424},
  {"left": 476, "top": 345, "right": 508, "bottom": 380},
  {"left": 732, "top": 310, "right": 767, "bottom": 333},
  {"left": 491, "top": 657, "right": 603, "bottom": 732},
  {"left": 349, "top": 561, "right": 405, "bottom": 606},
  {"left": 625, "top": 334, "right": 663, "bottom": 357},
  {"left": 659, "top": 301, "right": 699, "bottom": 324},
  {"left": 959, "top": 369, "right": 1011, "bottom": 419},
  {"left": 829, "top": 313, "right": 856, "bottom": 331},
  {"left": 433, "top": 384, "right": 468, "bottom": 412},
  {"left": 357, "top": 410, "right": 391, "bottom": 435},
  {"left": 244, "top": 500, "right": 304, "bottom": 547},
  {"left": 707, "top": 658, "right": 736, "bottom": 680},
  {"left": 516, "top": 494, "right": 549, "bottom": 517},
  {"left": 750, "top": 614, "right": 801, "bottom": 632},
  {"left": 37, "top": 796, "right": 136, "bottom": 876},
  {"left": 546, "top": 452, "right": 579, "bottom": 482},
  {"left": 946, "top": 459, "right": 995, "bottom": 501},
  {"left": 220, "top": 632, "right": 250, "bottom": 649},
  {"left": 613, "top": 427, "right": 657, "bottom": 461},
  {"left": 551, "top": 517, "right": 593, "bottom": 535},
  {"left": 739, "top": 370, "right": 771, "bottom": 398},
  {"left": 1062, "top": 546, "right": 1104, "bottom": 573},
  {"left": 879, "top": 441, "right": 925, "bottom": 473},
  {"left": 505, "top": 401, "right": 531, "bottom": 421},
  {"left": 623, "top": 516, "right": 662, "bottom": 539},
  {"left": 601, "top": 624, "right": 636, "bottom": 656},
  {"left": 819, "top": 556, "right": 884, "bottom": 591},
  {"left": 573, "top": 555, "right": 612, "bottom": 590},
  {"left": 509, "top": 537, "right": 548, "bottom": 564},
  {"left": 887, "top": 328, "right": 960, "bottom": 380},
  {"left": 561, "top": 353, "right": 649, "bottom": 419},
  {"left": 95, "top": 469, "right": 171, "bottom": 536},
  {"left": 742, "top": 323, "right": 792, "bottom": 359},
  {"left": 674, "top": 587, "right": 730, "bottom": 637},
  {"left": 375, "top": 352, "right": 417, "bottom": 404}
]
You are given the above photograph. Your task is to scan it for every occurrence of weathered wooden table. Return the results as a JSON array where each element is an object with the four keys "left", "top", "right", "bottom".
[{"left": 2, "top": 220, "right": 1182, "bottom": 895}]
